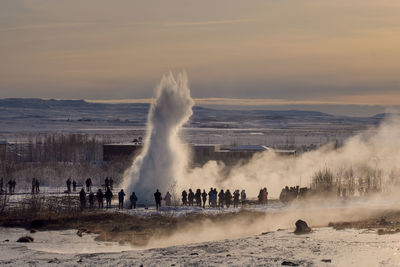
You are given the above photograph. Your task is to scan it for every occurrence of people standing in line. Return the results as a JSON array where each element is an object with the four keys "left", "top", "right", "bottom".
[
  {"left": 32, "top": 178, "right": 36, "bottom": 194},
  {"left": 181, "top": 190, "right": 187, "bottom": 206},
  {"left": 218, "top": 189, "right": 225, "bottom": 208},
  {"left": 105, "top": 187, "right": 113, "bottom": 208},
  {"left": 130, "top": 192, "right": 138, "bottom": 209},
  {"left": 35, "top": 179, "right": 40, "bottom": 193},
  {"left": 72, "top": 180, "right": 77, "bottom": 192},
  {"left": 89, "top": 191, "right": 95, "bottom": 209},
  {"left": 96, "top": 189, "right": 104, "bottom": 208},
  {"left": 118, "top": 189, "right": 125, "bottom": 209},
  {"left": 154, "top": 189, "right": 162, "bottom": 210},
  {"left": 225, "top": 189, "right": 232, "bottom": 208},
  {"left": 233, "top": 190, "right": 240, "bottom": 208},
  {"left": 164, "top": 191, "right": 172, "bottom": 206},
  {"left": 66, "top": 178, "right": 72, "bottom": 193},
  {"left": 188, "top": 189, "right": 194, "bottom": 206},
  {"left": 201, "top": 190, "right": 207, "bottom": 208},
  {"left": 240, "top": 190, "right": 246, "bottom": 205},
  {"left": 79, "top": 188, "right": 86, "bottom": 209}
]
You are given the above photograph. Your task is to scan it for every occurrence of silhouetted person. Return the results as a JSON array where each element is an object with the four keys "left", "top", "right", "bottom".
[
  {"left": 72, "top": 180, "right": 77, "bottom": 192},
  {"left": 165, "top": 191, "right": 172, "bottom": 206},
  {"left": 32, "top": 178, "right": 36, "bottom": 194},
  {"left": 35, "top": 179, "right": 40, "bottom": 193},
  {"left": 8, "top": 179, "right": 12, "bottom": 194},
  {"left": 201, "top": 190, "right": 207, "bottom": 208},
  {"left": 66, "top": 178, "right": 71, "bottom": 192},
  {"left": 188, "top": 189, "right": 194, "bottom": 206},
  {"left": 182, "top": 190, "right": 187, "bottom": 206},
  {"left": 258, "top": 189, "right": 263, "bottom": 204},
  {"left": 154, "top": 189, "right": 162, "bottom": 210},
  {"left": 130, "top": 192, "right": 138, "bottom": 209},
  {"left": 89, "top": 191, "right": 95, "bottom": 208},
  {"left": 85, "top": 178, "right": 92, "bottom": 192},
  {"left": 263, "top": 187, "right": 268, "bottom": 204},
  {"left": 0, "top": 177, "right": 3, "bottom": 193},
  {"left": 105, "top": 187, "right": 113, "bottom": 208},
  {"left": 104, "top": 177, "right": 109, "bottom": 190},
  {"left": 118, "top": 189, "right": 125, "bottom": 209},
  {"left": 240, "top": 190, "right": 246, "bottom": 205},
  {"left": 79, "top": 188, "right": 86, "bottom": 209},
  {"left": 218, "top": 190, "right": 225, "bottom": 208},
  {"left": 233, "top": 190, "right": 240, "bottom": 208},
  {"left": 208, "top": 188, "right": 213, "bottom": 206},
  {"left": 195, "top": 189, "right": 201, "bottom": 206},
  {"left": 225, "top": 189, "right": 232, "bottom": 208},
  {"left": 96, "top": 189, "right": 104, "bottom": 208},
  {"left": 12, "top": 179, "right": 16, "bottom": 193}
]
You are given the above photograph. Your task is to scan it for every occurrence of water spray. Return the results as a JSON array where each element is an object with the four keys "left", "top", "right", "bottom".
[{"left": 123, "top": 72, "right": 194, "bottom": 204}]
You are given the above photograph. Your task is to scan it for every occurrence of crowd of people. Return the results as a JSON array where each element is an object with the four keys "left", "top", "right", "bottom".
[{"left": 179, "top": 188, "right": 247, "bottom": 209}]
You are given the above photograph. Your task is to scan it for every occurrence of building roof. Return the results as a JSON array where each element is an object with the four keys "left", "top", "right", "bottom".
[{"left": 231, "top": 145, "right": 271, "bottom": 152}]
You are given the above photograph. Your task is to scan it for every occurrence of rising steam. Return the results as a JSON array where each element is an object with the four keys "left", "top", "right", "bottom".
[
  {"left": 123, "top": 72, "right": 194, "bottom": 204},
  {"left": 124, "top": 72, "right": 400, "bottom": 204}
]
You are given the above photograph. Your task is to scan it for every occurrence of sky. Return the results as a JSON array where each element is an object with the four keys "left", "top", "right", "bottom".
[{"left": 1, "top": 0, "right": 400, "bottom": 110}]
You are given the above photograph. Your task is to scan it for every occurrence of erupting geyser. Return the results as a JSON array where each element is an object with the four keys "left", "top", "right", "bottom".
[{"left": 123, "top": 72, "right": 194, "bottom": 204}]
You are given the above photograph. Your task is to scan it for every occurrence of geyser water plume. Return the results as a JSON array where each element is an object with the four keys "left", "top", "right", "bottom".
[{"left": 123, "top": 72, "right": 194, "bottom": 204}]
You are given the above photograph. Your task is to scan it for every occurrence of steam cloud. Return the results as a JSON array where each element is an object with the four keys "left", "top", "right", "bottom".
[
  {"left": 183, "top": 115, "right": 400, "bottom": 198},
  {"left": 124, "top": 72, "right": 400, "bottom": 203},
  {"left": 123, "top": 72, "right": 194, "bottom": 204}
]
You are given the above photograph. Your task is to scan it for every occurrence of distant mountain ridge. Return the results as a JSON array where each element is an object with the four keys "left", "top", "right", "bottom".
[{"left": 0, "top": 98, "right": 383, "bottom": 133}]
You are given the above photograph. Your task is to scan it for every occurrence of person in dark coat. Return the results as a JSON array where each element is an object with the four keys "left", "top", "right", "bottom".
[
  {"left": 104, "top": 177, "right": 109, "bottom": 190},
  {"left": 85, "top": 178, "right": 92, "bottom": 192},
  {"left": 66, "top": 178, "right": 72, "bottom": 192},
  {"left": 130, "top": 192, "right": 138, "bottom": 209},
  {"left": 233, "top": 190, "right": 240, "bottom": 208},
  {"left": 105, "top": 187, "right": 113, "bottom": 208},
  {"left": 201, "top": 190, "right": 207, "bottom": 208},
  {"left": 225, "top": 189, "right": 232, "bottom": 208},
  {"left": 79, "top": 188, "right": 86, "bottom": 209},
  {"left": 72, "top": 180, "right": 77, "bottom": 192},
  {"left": 12, "top": 179, "right": 16, "bottom": 193},
  {"left": 154, "top": 189, "right": 162, "bottom": 210},
  {"left": 181, "top": 190, "right": 187, "bottom": 206},
  {"left": 218, "top": 189, "right": 225, "bottom": 208},
  {"left": 96, "top": 189, "right": 104, "bottom": 208},
  {"left": 258, "top": 189, "right": 263, "bottom": 204},
  {"left": 32, "top": 178, "right": 36, "bottom": 194},
  {"left": 118, "top": 189, "right": 126, "bottom": 209},
  {"left": 195, "top": 189, "right": 201, "bottom": 206},
  {"left": 89, "top": 191, "right": 95, "bottom": 208},
  {"left": 188, "top": 189, "right": 194, "bottom": 206},
  {"left": 35, "top": 179, "right": 40, "bottom": 193}
]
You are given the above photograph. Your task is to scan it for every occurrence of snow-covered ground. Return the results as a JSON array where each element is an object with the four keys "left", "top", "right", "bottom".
[{"left": 0, "top": 226, "right": 399, "bottom": 266}]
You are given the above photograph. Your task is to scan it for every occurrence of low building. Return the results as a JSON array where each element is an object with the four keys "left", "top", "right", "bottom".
[{"left": 103, "top": 142, "right": 296, "bottom": 166}]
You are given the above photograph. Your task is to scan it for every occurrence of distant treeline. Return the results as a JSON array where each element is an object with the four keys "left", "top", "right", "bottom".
[{"left": 0, "top": 134, "right": 131, "bottom": 187}]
